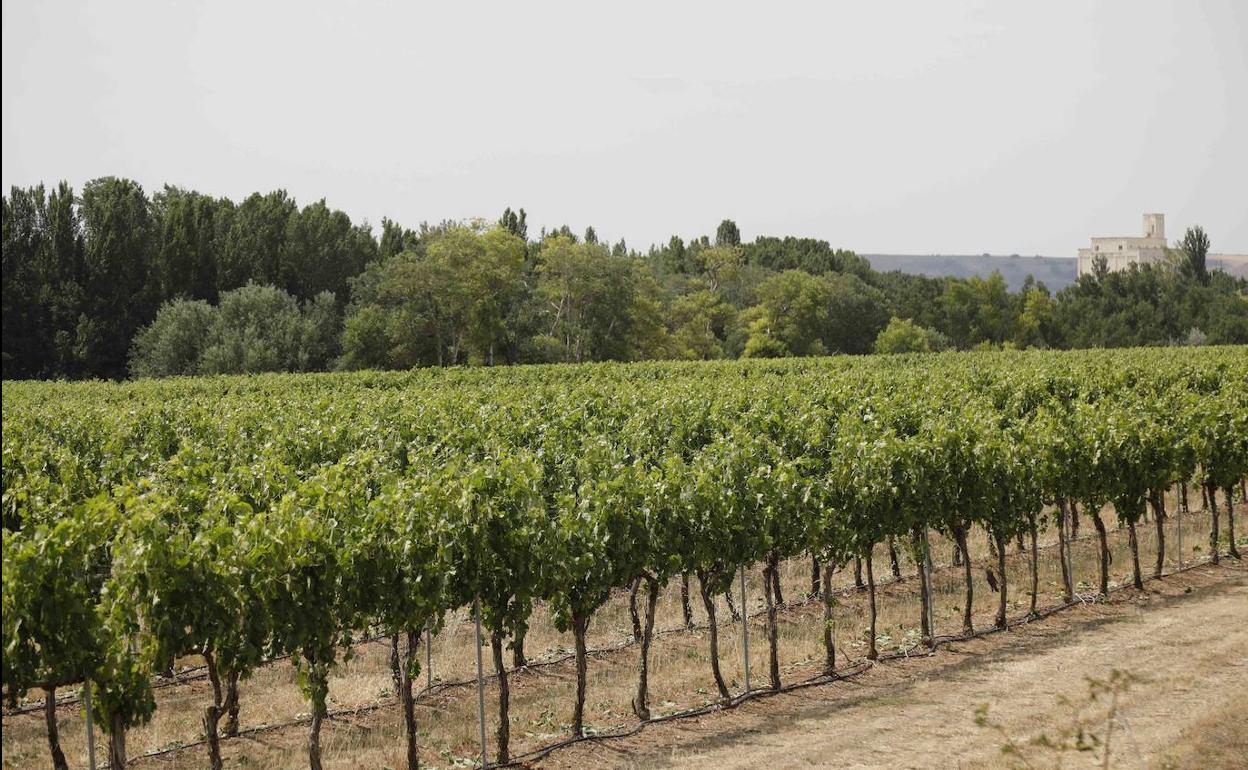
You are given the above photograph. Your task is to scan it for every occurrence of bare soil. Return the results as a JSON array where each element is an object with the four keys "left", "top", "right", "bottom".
[{"left": 538, "top": 561, "right": 1248, "bottom": 770}]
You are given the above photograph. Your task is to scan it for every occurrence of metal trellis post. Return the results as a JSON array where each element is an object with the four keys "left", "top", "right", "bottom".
[
  {"left": 1177, "top": 485, "right": 1185, "bottom": 570},
  {"left": 474, "top": 597, "right": 488, "bottom": 769},
  {"left": 83, "top": 677, "right": 97, "bottom": 770},
  {"left": 921, "top": 528, "right": 936, "bottom": 644},
  {"left": 740, "top": 564, "right": 750, "bottom": 694}
]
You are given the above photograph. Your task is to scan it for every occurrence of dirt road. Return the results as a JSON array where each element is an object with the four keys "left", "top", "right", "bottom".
[{"left": 538, "top": 562, "right": 1248, "bottom": 770}]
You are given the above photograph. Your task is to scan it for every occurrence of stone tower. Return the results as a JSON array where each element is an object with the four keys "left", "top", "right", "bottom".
[{"left": 1143, "top": 213, "right": 1165, "bottom": 241}]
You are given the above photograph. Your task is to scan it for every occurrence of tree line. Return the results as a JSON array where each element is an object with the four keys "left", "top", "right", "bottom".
[{"left": 4, "top": 178, "right": 1247, "bottom": 380}]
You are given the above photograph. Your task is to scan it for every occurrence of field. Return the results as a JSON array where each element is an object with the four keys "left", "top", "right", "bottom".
[{"left": 3, "top": 347, "right": 1246, "bottom": 770}]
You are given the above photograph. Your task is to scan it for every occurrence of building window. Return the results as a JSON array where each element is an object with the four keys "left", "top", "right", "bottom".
[{"left": 1118, "top": 245, "right": 1123, "bottom": 250}]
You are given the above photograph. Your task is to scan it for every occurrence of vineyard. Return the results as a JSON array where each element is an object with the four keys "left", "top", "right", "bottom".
[{"left": 3, "top": 347, "right": 1247, "bottom": 770}]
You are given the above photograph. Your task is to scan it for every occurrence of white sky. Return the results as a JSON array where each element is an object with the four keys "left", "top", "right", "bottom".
[{"left": 3, "top": 0, "right": 1246, "bottom": 255}]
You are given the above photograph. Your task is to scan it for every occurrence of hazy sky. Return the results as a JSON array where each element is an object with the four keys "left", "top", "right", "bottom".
[{"left": 3, "top": 1, "right": 1246, "bottom": 255}]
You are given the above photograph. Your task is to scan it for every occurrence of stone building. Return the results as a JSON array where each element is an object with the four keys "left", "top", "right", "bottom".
[{"left": 1076, "top": 213, "right": 1168, "bottom": 277}]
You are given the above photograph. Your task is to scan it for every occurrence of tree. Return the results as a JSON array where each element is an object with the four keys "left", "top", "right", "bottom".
[
  {"left": 129, "top": 285, "right": 336, "bottom": 376},
  {"left": 498, "top": 207, "right": 528, "bottom": 241},
  {"left": 651, "top": 234, "right": 688, "bottom": 275},
  {"left": 742, "top": 236, "right": 869, "bottom": 276},
  {"left": 666, "top": 290, "right": 737, "bottom": 359},
  {"left": 301, "top": 292, "right": 342, "bottom": 370},
  {"left": 219, "top": 191, "right": 296, "bottom": 292},
  {"left": 283, "top": 200, "right": 377, "bottom": 302},
  {"left": 742, "top": 270, "right": 887, "bottom": 357},
  {"left": 129, "top": 299, "right": 216, "bottom": 377},
  {"left": 1055, "top": 264, "right": 1188, "bottom": 349},
  {"left": 692, "top": 245, "right": 743, "bottom": 293},
  {"left": 534, "top": 236, "right": 665, "bottom": 363},
  {"left": 822, "top": 273, "right": 890, "bottom": 353},
  {"left": 2, "top": 185, "right": 50, "bottom": 378},
  {"left": 352, "top": 249, "right": 451, "bottom": 367},
  {"left": 741, "top": 270, "right": 834, "bottom": 357},
  {"left": 152, "top": 186, "right": 224, "bottom": 303},
  {"left": 939, "top": 272, "right": 1015, "bottom": 349},
  {"left": 715, "top": 219, "right": 741, "bottom": 247},
  {"left": 40, "top": 183, "right": 88, "bottom": 375},
  {"left": 77, "top": 177, "right": 158, "bottom": 377},
  {"left": 198, "top": 284, "right": 328, "bottom": 374},
  {"left": 1180, "top": 225, "right": 1210, "bottom": 285},
  {"left": 338, "top": 305, "right": 393, "bottom": 370},
  {"left": 462, "top": 228, "right": 528, "bottom": 364},
  {"left": 379, "top": 217, "right": 420, "bottom": 259},
  {"left": 346, "top": 226, "right": 527, "bottom": 367},
  {"left": 1014, "top": 287, "right": 1059, "bottom": 349},
  {"left": 874, "top": 317, "right": 931, "bottom": 354}
]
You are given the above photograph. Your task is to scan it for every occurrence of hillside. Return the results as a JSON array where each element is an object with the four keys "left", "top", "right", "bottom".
[{"left": 865, "top": 254, "right": 1076, "bottom": 291}]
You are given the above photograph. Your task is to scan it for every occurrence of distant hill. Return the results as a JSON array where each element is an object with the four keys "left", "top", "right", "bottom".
[
  {"left": 1209, "top": 254, "right": 1248, "bottom": 280},
  {"left": 864, "top": 254, "right": 1076, "bottom": 292}
]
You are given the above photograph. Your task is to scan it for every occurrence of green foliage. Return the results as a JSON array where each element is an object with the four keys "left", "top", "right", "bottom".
[
  {"left": 78, "top": 177, "right": 158, "bottom": 377},
  {"left": 2, "top": 346, "right": 1245, "bottom": 765},
  {"left": 2, "top": 183, "right": 84, "bottom": 378},
  {"left": 3, "top": 512, "right": 113, "bottom": 696},
  {"left": 498, "top": 207, "right": 528, "bottom": 241},
  {"left": 220, "top": 191, "right": 296, "bottom": 292},
  {"left": 443, "top": 452, "right": 546, "bottom": 637},
  {"left": 874, "top": 317, "right": 931, "bottom": 354},
  {"left": 338, "top": 304, "right": 393, "bottom": 371},
  {"left": 714, "top": 219, "right": 740, "bottom": 247},
  {"left": 743, "top": 270, "right": 888, "bottom": 357},
  {"left": 152, "top": 186, "right": 226, "bottom": 303},
  {"left": 7, "top": 179, "right": 1248, "bottom": 380},
  {"left": 1056, "top": 264, "right": 1248, "bottom": 349},
  {"left": 2, "top": 179, "right": 398, "bottom": 380},
  {"left": 129, "top": 299, "right": 216, "bottom": 378},
  {"left": 665, "top": 290, "right": 737, "bottom": 360},
  {"left": 130, "top": 284, "right": 340, "bottom": 377},
  {"left": 1180, "top": 225, "right": 1210, "bottom": 285},
  {"left": 743, "top": 236, "right": 870, "bottom": 277},
  {"left": 378, "top": 217, "right": 421, "bottom": 260},
  {"left": 743, "top": 270, "right": 834, "bottom": 357},
  {"left": 196, "top": 283, "right": 330, "bottom": 374},
  {"left": 533, "top": 236, "right": 665, "bottom": 363},
  {"left": 939, "top": 271, "right": 1015, "bottom": 349},
  {"left": 1014, "top": 287, "right": 1059, "bottom": 349},
  {"left": 341, "top": 225, "right": 528, "bottom": 367},
  {"left": 283, "top": 199, "right": 377, "bottom": 302}
]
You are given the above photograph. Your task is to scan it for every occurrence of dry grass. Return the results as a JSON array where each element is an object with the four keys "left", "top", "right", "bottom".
[
  {"left": 2, "top": 491, "right": 1241, "bottom": 769},
  {"left": 1156, "top": 690, "right": 1248, "bottom": 770}
]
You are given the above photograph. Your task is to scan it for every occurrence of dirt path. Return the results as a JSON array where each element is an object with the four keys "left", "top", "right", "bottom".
[{"left": 537, "top": 561, "right": 1248, "bottom": 770}]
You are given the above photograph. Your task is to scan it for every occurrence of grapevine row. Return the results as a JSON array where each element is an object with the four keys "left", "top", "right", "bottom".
[{"left": 3, "top": 347, "right": 1246, "bottom": 770}]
